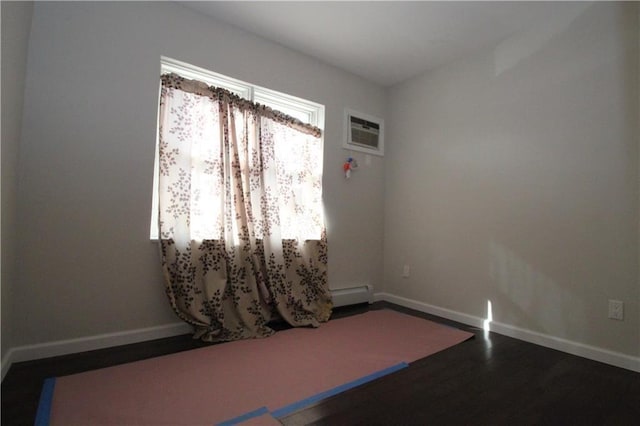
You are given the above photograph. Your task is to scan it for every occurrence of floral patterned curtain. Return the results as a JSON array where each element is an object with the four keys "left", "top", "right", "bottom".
[{"left": 157, "top": 74, "right": 332, "bottom": 342}]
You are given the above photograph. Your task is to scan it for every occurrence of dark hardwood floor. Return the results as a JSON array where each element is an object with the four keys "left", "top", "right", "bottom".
[{"left": 2, "top": 302, "right": 639, "bottom": 425}]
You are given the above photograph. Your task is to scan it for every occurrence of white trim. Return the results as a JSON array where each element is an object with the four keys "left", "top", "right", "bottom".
[
  {"left": 160, "top": 56, "right": 324, "bottom": 128},
  {"left": 1, "top": 350, "right": 15, "bottom": 381},
  {"left": 4, "top": 294, "right": 636, "bottom": 380},
  {"left": 253, "top": 86, "right": 323, "bottom": 126},
  {"left": 374, "top": 292, "right": 484, "bottom": 329},
  {"left": 375, "top": 292, "right": 640, "bottom": 373},
  {"left": 1, "top": 322, "right": 191, "bottom": 381},
  {"left": 161, "top": 56, "right": 251, "bottom": 99}
]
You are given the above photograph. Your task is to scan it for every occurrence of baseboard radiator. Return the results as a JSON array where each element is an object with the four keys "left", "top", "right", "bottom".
[{"left": 330, "top": 285, "right": 373, "bottom": 308}]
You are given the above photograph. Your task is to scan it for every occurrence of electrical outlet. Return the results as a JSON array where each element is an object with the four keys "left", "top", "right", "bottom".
[
  {"left": 608, "top": 299, "right": 624, "bottom": 321},
  {"left": 402, "top": 264, "right": 410, "bottom": 278}
]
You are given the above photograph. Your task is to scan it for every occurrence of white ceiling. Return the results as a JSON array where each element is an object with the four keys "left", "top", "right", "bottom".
[{"left": 181, "top": 1, "right": 589, "bottom": 87}]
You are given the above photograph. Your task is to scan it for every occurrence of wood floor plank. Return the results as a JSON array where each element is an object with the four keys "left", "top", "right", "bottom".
[{"left": 2, "top": 302, "right": 639, "bottom": 425}]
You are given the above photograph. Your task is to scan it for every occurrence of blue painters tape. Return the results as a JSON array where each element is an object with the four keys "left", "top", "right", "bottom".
[
  {"left": 216, "top": 406, "right": 269, "bottom": 426},
  {"left": 35, "top": 377, "right": 56, "bottom": 426},
  {"left": 271, "top": 362, "right": 409, "bottom": 419}
]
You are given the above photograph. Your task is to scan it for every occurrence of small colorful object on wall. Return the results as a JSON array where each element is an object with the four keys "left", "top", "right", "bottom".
[{"left": 343, "top": 156, "right": 358, "bottom": 179}]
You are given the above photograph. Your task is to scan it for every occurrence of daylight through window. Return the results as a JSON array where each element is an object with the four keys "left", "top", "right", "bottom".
[{"left": 150, "top": 57, "right": 325, "bottom": 241}]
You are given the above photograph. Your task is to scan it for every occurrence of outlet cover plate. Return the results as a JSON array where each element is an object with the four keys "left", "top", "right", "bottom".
[
  {"left": 402, "top": 264, "right": 410, "bottom": 278},
  {"left": 608, "top": 299, "right": 624, "bottom": 320}
]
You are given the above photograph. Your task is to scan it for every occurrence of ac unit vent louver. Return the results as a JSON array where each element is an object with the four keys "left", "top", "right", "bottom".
[{"left": 350, "top": 117, "right": 379, "bottom": 149}]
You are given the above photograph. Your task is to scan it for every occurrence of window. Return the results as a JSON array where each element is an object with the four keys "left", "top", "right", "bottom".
[{"left": 150, "top": 57, "right": 325, "bottom": 240}]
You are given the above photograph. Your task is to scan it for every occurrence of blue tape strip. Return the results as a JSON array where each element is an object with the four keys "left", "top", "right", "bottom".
[
  {"left": 35, "top": 377, "right": 56, "bottom": 426},
  {"left": 271, "top": 362, "right": 408, "bottom": 419},
  {"left": 216, "top": 406, "right": 269, "bottom": 426}
]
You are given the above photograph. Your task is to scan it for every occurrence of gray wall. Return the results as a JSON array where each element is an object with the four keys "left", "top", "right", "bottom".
[
  {"left": 384, "top": 2, "right": 639, "bottom": 356},
  {"left": 14, "top": 1, "right": 385, "bottom": 346},
  {"left": 7, "top": 1, "right": 639, "bottom": 361},
  {"left": 1, "top": 1, "right": 34, "bottom": 360}
]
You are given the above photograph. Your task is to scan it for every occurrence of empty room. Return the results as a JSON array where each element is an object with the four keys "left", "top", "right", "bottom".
[{"left": 2, "top": 1, "right": 639, "bottom": 425}]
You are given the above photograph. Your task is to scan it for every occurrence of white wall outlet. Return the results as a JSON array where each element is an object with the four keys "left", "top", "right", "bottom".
[
  {"left": 608, "top": 299, "right": 624, "bottom": 320},
  {"left": 402, "top": 264, "right": 410, "bottom": 278}
]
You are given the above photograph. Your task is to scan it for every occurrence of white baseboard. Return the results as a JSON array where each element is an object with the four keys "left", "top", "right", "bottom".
[
  {"left": 1, "top": 322, "right": 192, "bottom": 381},
  {"left": 375, "top": 292, "right": 486, "bottom": 329},
  {"left": 3, "top": 294, "right": 638, "bottom": 381},
  {"left": 0, "top": 285, "right": 375, "bottom": 381},
  {"left": 1, "top": 351, "right": 14, "bottom": 381},
  {"left": 375, "top": 292, "right": 640, "bottom": 373}
]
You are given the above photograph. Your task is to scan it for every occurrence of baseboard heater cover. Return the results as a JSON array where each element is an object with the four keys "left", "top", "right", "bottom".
[{"left": 330, "top": 285, "right": 373, "bottom": 307}]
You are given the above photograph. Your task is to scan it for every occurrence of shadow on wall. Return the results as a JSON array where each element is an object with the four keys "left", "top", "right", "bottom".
[{"left": 488, "top": 239, "right": 587, "bottom": 340}]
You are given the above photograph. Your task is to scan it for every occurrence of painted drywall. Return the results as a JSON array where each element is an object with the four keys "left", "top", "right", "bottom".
[
  {"left": 637, "top": 4, "right": 640, "bottom": 355},
  {"left": 384, "top": 2, "right": 639, "bottom": 356},
  {"left": 15, "top": 1, "right": 385, "bottom": 346},
  {"left": 1, "top": 1, "right": 34, "bottom": 361}
]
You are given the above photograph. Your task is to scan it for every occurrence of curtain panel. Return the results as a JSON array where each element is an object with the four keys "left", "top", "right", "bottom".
[{"left": 157, "top": 74, "right": 332, "bottom": 342}]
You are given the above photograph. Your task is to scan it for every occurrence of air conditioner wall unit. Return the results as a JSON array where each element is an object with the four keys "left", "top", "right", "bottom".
[{"left": 344, "top": 108, "right": 384, "bottom": 156}]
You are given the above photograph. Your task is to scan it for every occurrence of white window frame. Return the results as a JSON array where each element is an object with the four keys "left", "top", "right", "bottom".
[{"left": 150, "top": 57, "right": 325, "bottom": 240}]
